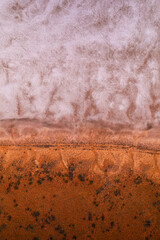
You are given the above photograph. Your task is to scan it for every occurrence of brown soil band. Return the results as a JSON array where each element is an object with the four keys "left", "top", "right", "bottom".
[
  {"left": 1, "top": 119, "right": 160, "bottom": 150},
  {"left": 0, "top": 120, "right": 160, "bottom": 239}
]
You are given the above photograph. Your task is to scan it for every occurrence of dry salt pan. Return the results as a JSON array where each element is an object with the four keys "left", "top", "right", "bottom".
[{"left": 0, "top": 0, "right": 160, "bottom": 130}]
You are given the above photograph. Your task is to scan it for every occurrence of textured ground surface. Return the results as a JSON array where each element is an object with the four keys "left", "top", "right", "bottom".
[
  {"left": 0, "top": 0, "right": 160, "bottom": 130},
  {"left": 0, "top": 144, "right": 160, "bottom": 240},
  {"left": 0, "top": 1, "right": 160, "bottom": 238}
]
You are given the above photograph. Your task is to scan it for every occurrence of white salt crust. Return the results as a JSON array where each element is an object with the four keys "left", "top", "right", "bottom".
[{"left": 0, "top": 0, "right": 160, "bottom": 130}]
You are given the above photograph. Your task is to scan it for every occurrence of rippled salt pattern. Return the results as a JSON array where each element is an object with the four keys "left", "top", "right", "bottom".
[{"left": 0, "top": 0, "right": 160, "bottom": 130}]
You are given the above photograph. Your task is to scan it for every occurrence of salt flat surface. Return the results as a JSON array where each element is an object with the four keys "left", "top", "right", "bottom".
[{"left": 0, "top": 0, "right": 160, "bottom": 130}]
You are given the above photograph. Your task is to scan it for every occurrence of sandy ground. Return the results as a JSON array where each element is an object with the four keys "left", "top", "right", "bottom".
[{"left": 0, "top": 144, "right": 160, "bottom": 240}]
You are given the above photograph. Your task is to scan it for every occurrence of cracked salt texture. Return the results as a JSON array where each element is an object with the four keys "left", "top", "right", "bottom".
[{"left": 0, "top": 0, "right": 160, "bottom": 130}]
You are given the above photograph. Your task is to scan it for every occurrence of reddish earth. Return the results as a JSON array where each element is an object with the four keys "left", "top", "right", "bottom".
[
  {"left": 0, "top": 121, "right": 160, "bottom": 239},
  {"left": 0, "top": 143, "right": 160, "bottom": 240}
]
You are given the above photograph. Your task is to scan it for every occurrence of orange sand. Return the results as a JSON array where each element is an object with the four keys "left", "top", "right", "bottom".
[
  {"left": 0, "top": 143, "right": 160, "bottom": 240},
  {"left": 0, "top": 120, "right": 160, "bottom": 239}
]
